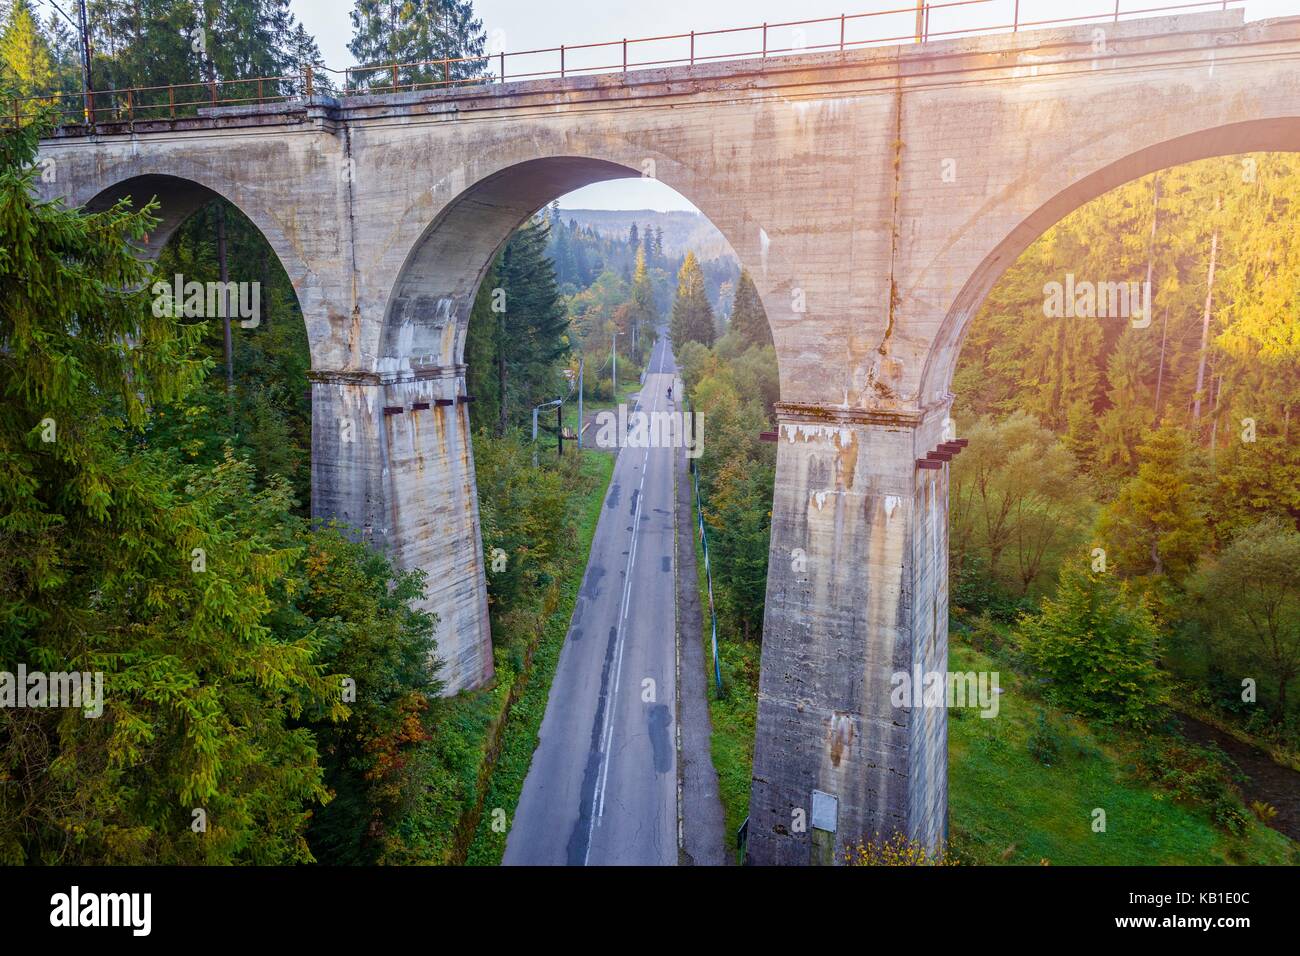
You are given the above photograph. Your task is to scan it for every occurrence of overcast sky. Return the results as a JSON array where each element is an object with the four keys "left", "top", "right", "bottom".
[{"left": 292, "top": 0, "right": 1295, "bottom": 69}]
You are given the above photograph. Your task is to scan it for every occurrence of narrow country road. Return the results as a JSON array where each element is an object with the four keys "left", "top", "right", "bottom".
[{"left": 504, "top": 332, "right": 680, "bottom": 866}]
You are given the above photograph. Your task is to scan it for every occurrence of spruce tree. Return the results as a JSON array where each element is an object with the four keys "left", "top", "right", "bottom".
[
  {"left": 670, "top": 251, "right": 716, "bottom": 347},
  {"left": 349, "top": 0, "right": 486, "bottom": 90},
  {"left": 1099, "top": 424, "right": 1209, "bottom": 583},
  {"left": 628, "top": 246, "right": 657, "bottom": 341},
  {"left": 0, "top": 119, "right": 337, "bottom": 863},
  {"left": 0, "top": 0, "right": 53, "bottom": 102},
  {"left": 465, "top": 217, "right": 569, "bottom": 432},
  {"left": 729, "top": 268, "right": 771, "bottom": 347}
]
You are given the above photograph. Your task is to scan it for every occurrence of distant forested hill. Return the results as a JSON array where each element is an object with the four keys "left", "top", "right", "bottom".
[{"left": 556, "top": 208, "right": 737, "bottom": 263}]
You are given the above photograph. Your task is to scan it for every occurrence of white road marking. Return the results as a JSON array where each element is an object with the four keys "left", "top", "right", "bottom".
[{"left": 584, "top": 337, "right": 672, "bottom": 862}]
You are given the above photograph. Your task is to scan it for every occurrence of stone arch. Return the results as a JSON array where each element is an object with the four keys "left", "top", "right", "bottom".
[
  {"left": 364, "top": 150, "right": 780, "bottom": 695},
  {"left": 80, "top": 172, "right": 302, "bottom": 270},
  {"left": 376, "top": 152, "right": 779, "bottom": 382},
  {"left": 921, "top": 117, "right": 1300, "bottom": 408},
  {"left": 69, "top": 170, "right": 322, "bottom": 354}
]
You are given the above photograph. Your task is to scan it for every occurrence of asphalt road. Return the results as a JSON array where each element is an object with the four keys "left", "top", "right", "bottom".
[{"left": 504, "top": 332, "right": 680, "bottom": 866}]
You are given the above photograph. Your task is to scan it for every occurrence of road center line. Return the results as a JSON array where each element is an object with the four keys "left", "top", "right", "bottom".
[{"left": 585, "top": 337, "right": 670, "bottom": 860}]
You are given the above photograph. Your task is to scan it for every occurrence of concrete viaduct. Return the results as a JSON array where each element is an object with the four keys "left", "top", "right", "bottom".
[{"left": 36, "top": 9, "right": 1300, "bottom": 864}]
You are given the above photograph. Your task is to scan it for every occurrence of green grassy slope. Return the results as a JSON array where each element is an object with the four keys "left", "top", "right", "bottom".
[{"left": 947, "top": 641, "right": 1296, "bottom": 865}]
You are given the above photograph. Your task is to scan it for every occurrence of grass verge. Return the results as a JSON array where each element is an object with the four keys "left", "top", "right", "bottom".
[{"left": 692, "top": 478, "right": 760, "bottom": 862}]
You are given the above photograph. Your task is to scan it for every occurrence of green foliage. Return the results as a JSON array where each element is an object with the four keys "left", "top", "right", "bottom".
[
  {"left": 148, "top": 196, "right": 313, "bottom": 506},
  {"left": 81, "top": 0, "right": 319, "bottom": 107},
  {"left": 1017, "top": 561, "right": 1164, "bottom": 727},
  {"left": 1188, "top": 517, "right": 1300, "bottom": 720},
  {"left": 948, "top": 642, "right": 1291, "bottom": 864},
  {"left": 0, "top": 118, "right": 335, "bottom": 863},
  {"left": 703, "top": 458, "right": 773, "bottom": 641},
  {"left": 685, "top": 341, "right": 776, "bottom": 642},
  {"left": 952, "top": 554, "right": 1031, "bottom": 622},
  {"left": 956, "top": 152, "right": 1300, "bottom": 751},
  {"left": 349, "top": 0, "right": 486, "bottom": 89},
  {"left": 956, "top": 154, "right": 1300, "bottom": 528},
  {"left": 1098, "top": 424, "right": 1208, "bottom": 585},
  {"left": 1136, "top": 737, "right": 1249, "bottom": 834},
  {"left": 729, "top": 269, "right": 771, "bottom": 348},
  {"left": 474, "top": 431, "right": 571, "bottom": 627},
  {"left": 626, "top": 247, "right": 659, "bottom": 353},
  {"left": 465, "top": 218, "right": 569, "bottom": 434},
  {"left": 0, "top": 0, "right": 52, "bottom": 101},
  {"left": 950, "top": 412, "right": 1091, "bottom": 601},
  {"left": 670, "top": 251, "right": 716, "bottom": 347},
  {"left": 0, "top": 118, "right": 452, "bottom": 866},
  {"left": 298, "top": 529, "right": 443, "bottom": 865}
]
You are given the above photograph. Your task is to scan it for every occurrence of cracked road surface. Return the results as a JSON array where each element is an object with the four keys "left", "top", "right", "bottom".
[{"left": 504, "top": 333, "right": 679, "bottom": 866}]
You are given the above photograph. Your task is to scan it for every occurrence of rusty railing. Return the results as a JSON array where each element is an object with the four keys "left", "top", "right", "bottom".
[{"left": 10, "top": 0, "right": 1245, "bottom": 128}]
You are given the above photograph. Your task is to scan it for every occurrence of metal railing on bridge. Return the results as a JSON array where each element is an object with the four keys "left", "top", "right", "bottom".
[{"left": 10, "top": 0, "right": 1247, "bottom": 129}]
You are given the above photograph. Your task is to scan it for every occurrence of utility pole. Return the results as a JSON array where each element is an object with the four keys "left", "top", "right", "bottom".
[
  {"left": 612, "top": 331, "right": 620, "bottom": 397},
  {"left": 76, "top": 0, "right": 93, "bottom": 123},
  {"left": 532, "top": 404, "right": 540, "bottom": 467},
  {"left": 577, "top": 355, "right": 584, "bottom": 450}
]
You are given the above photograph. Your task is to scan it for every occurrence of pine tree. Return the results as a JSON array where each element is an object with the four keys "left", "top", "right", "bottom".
[
  {"left": 670, "top": 252, "right": 716, "bottom": 347},
  {"left": 465, "top": 217, "right": 569, "bottom": 433},
  {"left": 285, "top": 22, "right": 332, "bottom": 95},
  {"left": 349, "top": 0, "right": 486, "bottom": 90},
  {"left": 729, "top": 269, "right": 770, "bottom": 347},
  {"left": 0, "top": 119, "right": 338, "bottom": 863},
  {"left": 42, "top": 10, "right": 82, "bottom": 96},
  {"left": 81, "top": 1, "right": 316, "bottom": 108},
  {"left": 1093, "top": 328, "right": 1155, "bottom": 480},
  {"left": 627, "top": 246, "right": 657, "bottom": 343},
  {"left": 1099, "top": 424, "right": 1209, "bottom": 583},
  {"left": 0, "top": 0, "right": 53, "bottom": 102}
]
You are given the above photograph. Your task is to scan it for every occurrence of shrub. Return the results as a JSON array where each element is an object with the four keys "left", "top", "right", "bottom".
[
  {"left": 1018, "top": 560, "right": 1164, "bottom": 727},
  {"left": 1251, "top": 801, "right": 1278, "bottom": 823},
  {"left": 1136, "top": 738, "right": 1248, "bottom": 834},
  {"left": 1027, "top": 710, "right": 1063, "bottom": 766},
  {"left": 843, "top": 831, "right": 960, "bottom": 866},
  {"left": 953, "top": 555, "right": 1031, "bottom": 622}
]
